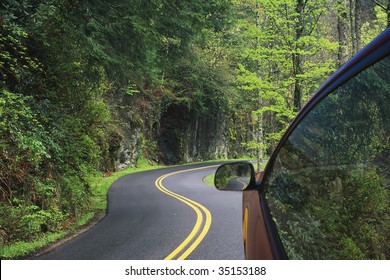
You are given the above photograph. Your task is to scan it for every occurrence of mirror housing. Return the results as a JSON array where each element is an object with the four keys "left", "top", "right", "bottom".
[{"left": 214, "top": 162, "right": 256, "bottom": 191}]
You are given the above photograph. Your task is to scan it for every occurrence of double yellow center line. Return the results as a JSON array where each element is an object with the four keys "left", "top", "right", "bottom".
[{"left": 154, "top": 165, "right": 218, "bottom": 260}]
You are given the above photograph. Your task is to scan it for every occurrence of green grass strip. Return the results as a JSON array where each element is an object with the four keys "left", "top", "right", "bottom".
[{"left": 0, "top": 157, "right": 254, "bottom": 259}]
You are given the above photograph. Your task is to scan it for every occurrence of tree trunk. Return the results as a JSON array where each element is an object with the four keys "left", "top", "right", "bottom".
[
  {"left": 292, "top": 52, "right": 302, "bottom": 111},
  {"left": 355, "top": 0, "right": 362, "bottom": 51},
  {"left": 293, "top": 0, "right": 304, "bottom": 111},
  {"left": 349, "top": 0, "right": 358, "bottom": 54},
  {"left": 337, "top": 0, "right": 349, "bottom": 67},
  {"left": 255, "top": 1, "right": 264, "bottom": 172}
]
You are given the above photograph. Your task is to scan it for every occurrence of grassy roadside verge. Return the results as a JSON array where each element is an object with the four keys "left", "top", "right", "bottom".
[
  {"left": 203, "top": 173, "right": 216, "bottom": 187},
  {"left": 0, "top": 157, "right": 162, "bottom": 259},
  {"left": 90, "top": 157, "right": 163, "bottom": 212},
  {"left": 0, "top": 157, "right": 253, "bottom": 259}
]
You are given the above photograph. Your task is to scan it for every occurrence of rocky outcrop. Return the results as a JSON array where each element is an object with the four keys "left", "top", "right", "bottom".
[{"left": 116, "top": 127, "right": 142, "bottom": 171}]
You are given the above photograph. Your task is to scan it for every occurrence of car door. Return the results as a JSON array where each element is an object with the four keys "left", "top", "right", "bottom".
[
  {"left": 215, "top": 28, "right": 390, "bottom": 259},
  {"left": 257, "top": 28, "right": 390, "bottom": 259}
]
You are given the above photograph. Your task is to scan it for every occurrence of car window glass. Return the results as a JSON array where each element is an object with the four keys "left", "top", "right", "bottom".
[{"left": 264, "top": 55, "right": 390, "bottom": 259}]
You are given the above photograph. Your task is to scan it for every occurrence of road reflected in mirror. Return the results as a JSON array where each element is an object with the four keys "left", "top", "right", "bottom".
[{"left": 214, "top": 162, "right": 254, "bottom": 191}]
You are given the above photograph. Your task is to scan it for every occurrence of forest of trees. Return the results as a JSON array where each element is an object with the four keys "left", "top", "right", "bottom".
[{"left": 0, "top": 0, "right": 388, "bottom": 254}]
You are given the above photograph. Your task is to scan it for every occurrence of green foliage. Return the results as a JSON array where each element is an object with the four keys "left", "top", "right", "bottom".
[
  {"left": 361, "top": 6, "right": 388, "bottom": 45},
  {"left": 0, "top": 0, "right": 119, "bottom": 249},
  {"left": 0, "top": 0, "right": 387, "bottom": 258},
  {"left": 0, "top": 21, "right": 41, "bottom": 89},
  {"left": 0, "top": 89, "right": 50, "bottom": 168},
  {"left": 0, "top": 0, "right": 237, "bottom": 252},
  {"left": 232, "top": 0, "right": 339, "bottom": 163},
  {"left": 266, "top": 57, "right": 390, "bottom": 259},
  {"left": 1, "top": 202, "right": 56, "bottom": 241}
]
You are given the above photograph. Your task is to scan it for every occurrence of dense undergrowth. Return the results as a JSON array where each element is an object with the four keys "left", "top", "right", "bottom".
[
  {"left": 0, "top": 0, "right": 236, "bottom": 258},
  {"left": 1, "top": 0, "right": 387, "bottom": 259},
  {"left": 0, "top": 157, "right": 161, "bottom": 259}
]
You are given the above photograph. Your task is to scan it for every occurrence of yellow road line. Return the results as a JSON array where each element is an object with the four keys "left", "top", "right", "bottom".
[
  {"left": 237, "top": 177, "right": 249, "bottom": 190},
  {"left": 154, "top": 165, "right": 218, "bottom": 260}
]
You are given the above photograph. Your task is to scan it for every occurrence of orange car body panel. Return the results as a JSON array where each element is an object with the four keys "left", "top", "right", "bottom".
[{"left": 242, "top": 189, "right": 273, "bottom": 259}]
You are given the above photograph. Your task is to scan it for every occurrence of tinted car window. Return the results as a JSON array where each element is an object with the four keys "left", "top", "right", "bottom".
[{"left": 264, "top": 55, "right": 390, "bottom": 259}]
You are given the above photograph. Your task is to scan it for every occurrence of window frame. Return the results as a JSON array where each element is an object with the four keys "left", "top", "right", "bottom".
[{"left": 258, "top": 28, "right": 390, "bottom": 260}]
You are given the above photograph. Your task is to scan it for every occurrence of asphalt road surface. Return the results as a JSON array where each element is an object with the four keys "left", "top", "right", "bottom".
[{"left": 38, "top": 162, "right": 245, "bottom": 260}]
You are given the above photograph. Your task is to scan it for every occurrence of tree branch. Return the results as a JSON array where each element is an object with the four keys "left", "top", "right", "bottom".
[{"left": 371, "top": 0, "right": 387, "bottom": 10}]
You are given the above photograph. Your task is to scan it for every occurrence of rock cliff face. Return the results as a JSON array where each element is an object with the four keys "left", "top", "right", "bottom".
[
  {"left": 112, "top": 100, "right": 234, "bottom": 169},
  {"left": 157, "top": 104, "right": 230, "bottom": 165},
  {"left": 184, "top": 111, "right": 229, "bottom": 162},
  {"left": 116, "top": 127, "right": 142, "bottom": 171}
]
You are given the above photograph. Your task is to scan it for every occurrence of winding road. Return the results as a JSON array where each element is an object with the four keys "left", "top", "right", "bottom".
[{"left": 38, "top": 163, "right": 244, "bottom": 260}]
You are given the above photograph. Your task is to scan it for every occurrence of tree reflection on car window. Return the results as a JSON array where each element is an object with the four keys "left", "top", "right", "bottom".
[{"left": 265, "top": 55, "right": 390, "bottom": 259}]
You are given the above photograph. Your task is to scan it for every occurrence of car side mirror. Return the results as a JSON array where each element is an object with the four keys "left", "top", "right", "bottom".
[{"left": 214, "top": 162, "right": 256, "bottom": 191}]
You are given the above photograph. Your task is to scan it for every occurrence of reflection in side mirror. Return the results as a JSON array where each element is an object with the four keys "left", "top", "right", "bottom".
[{"left": 214, "top": 162, "right": 256, "bottom": 191}]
